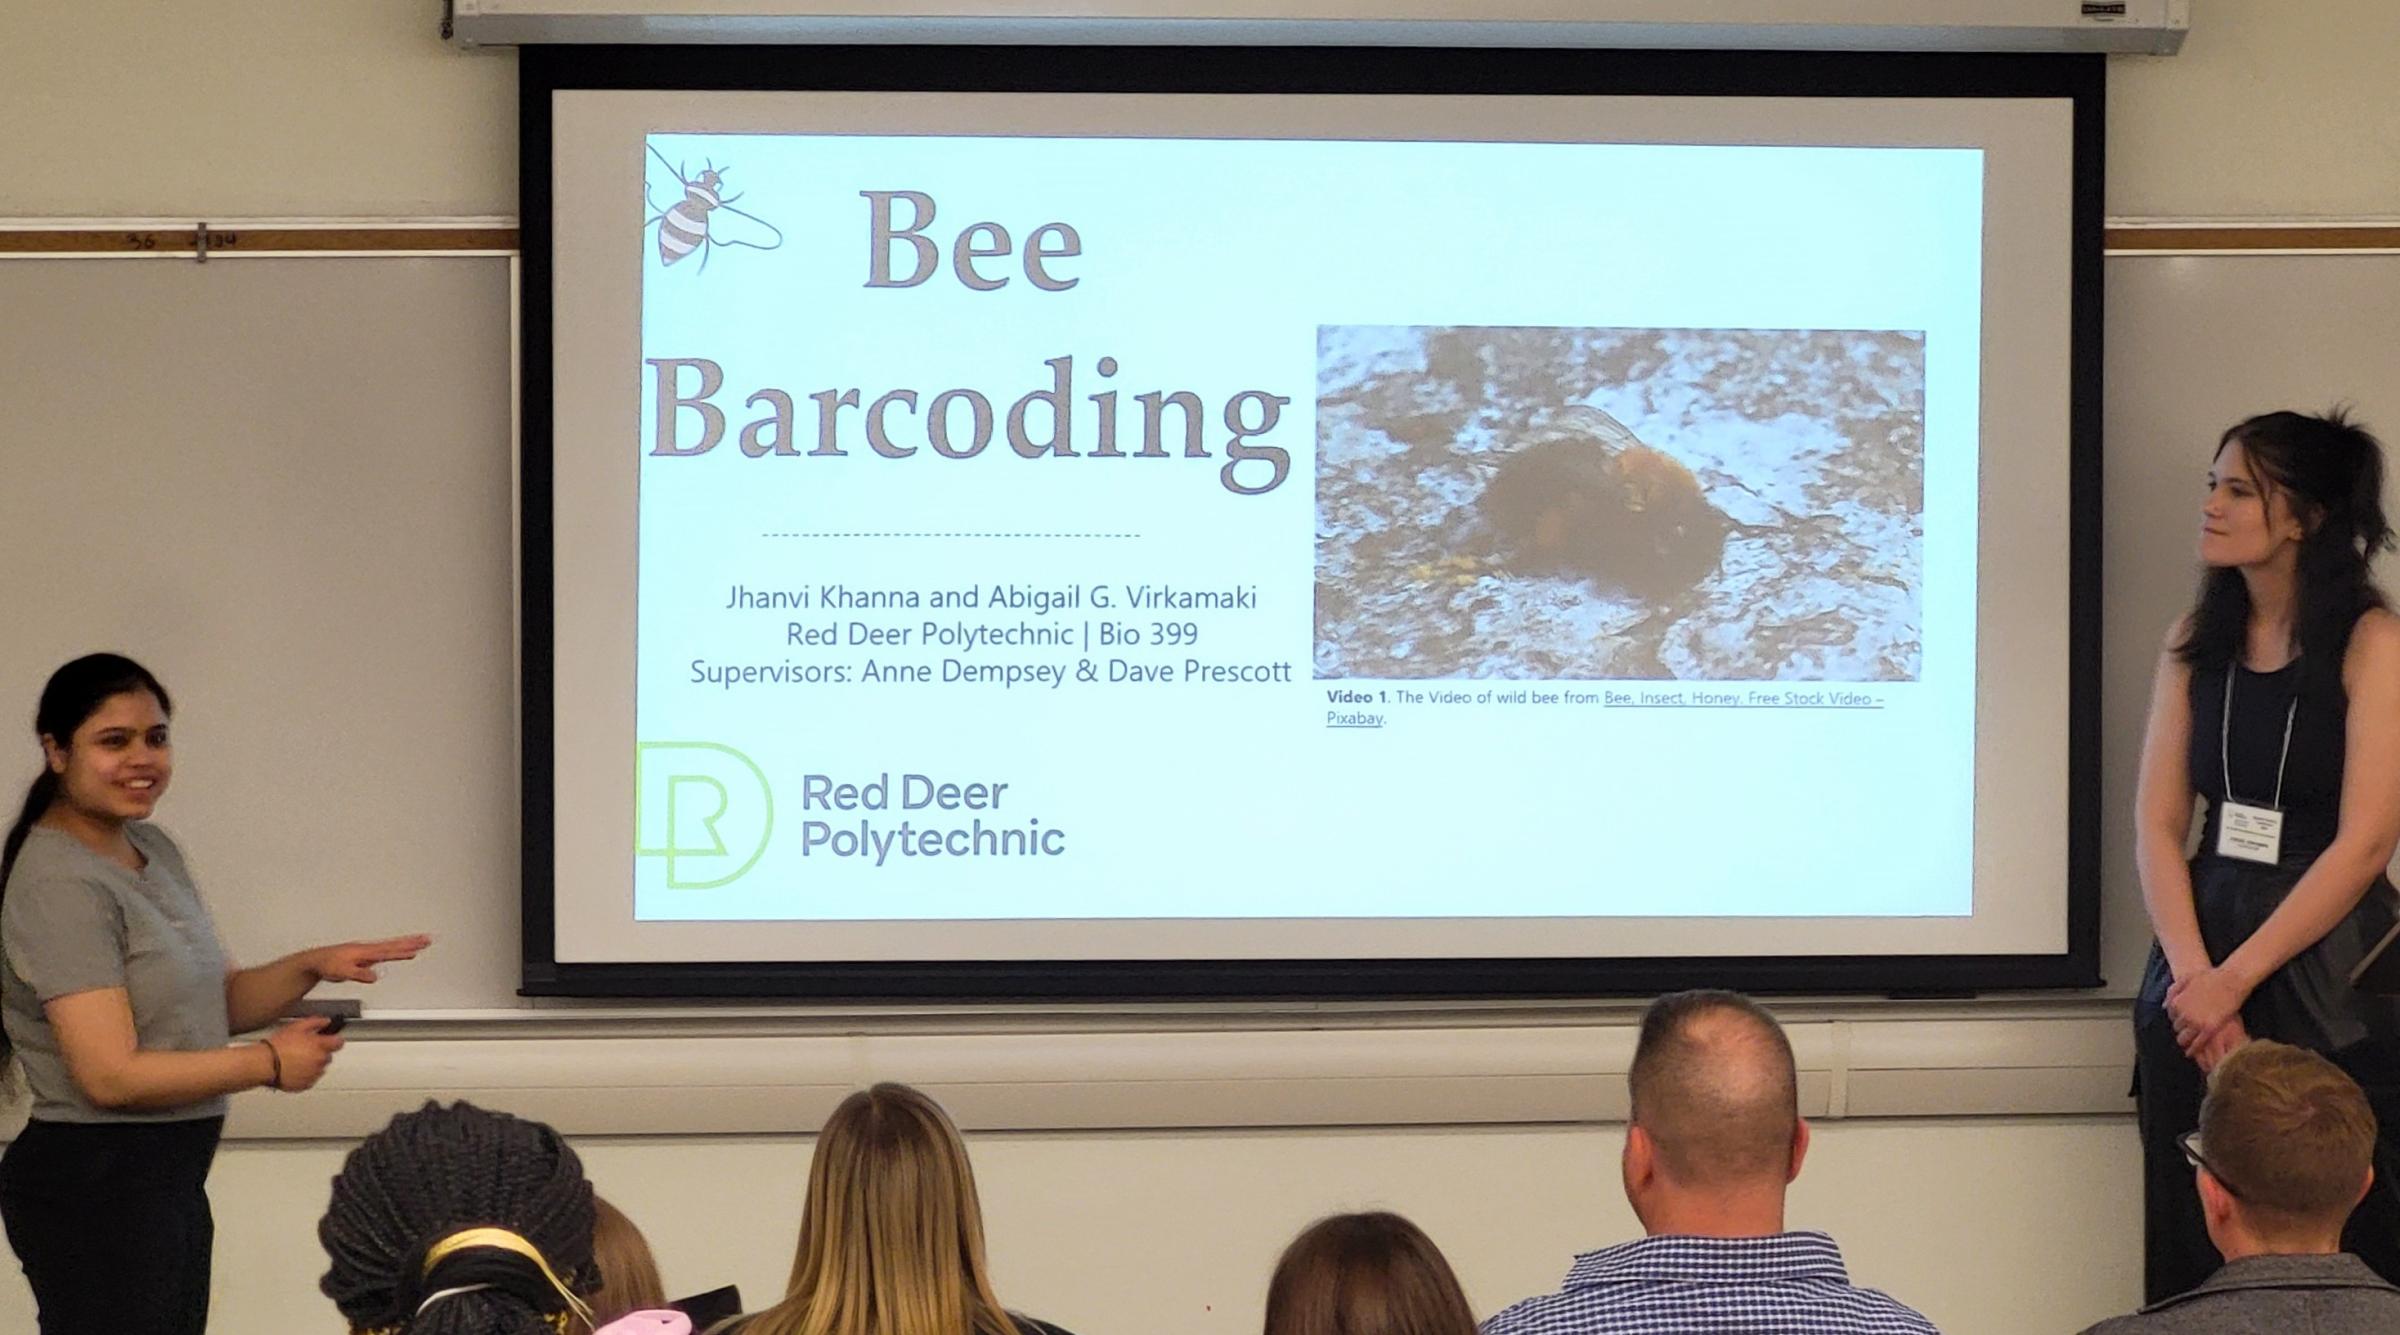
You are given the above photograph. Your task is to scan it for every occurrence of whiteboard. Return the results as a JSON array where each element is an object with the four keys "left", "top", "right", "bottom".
[{"left": 0, "top": 256, "right": 521, "bottom": 1010}]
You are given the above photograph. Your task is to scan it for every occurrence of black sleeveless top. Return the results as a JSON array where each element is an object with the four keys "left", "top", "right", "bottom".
[
  {"left": 2187, "top": 656, "right": 2348, "bottom": 861},
  {"left": 2164, "top": 646, "right": 2400, "bottom": 1051}
]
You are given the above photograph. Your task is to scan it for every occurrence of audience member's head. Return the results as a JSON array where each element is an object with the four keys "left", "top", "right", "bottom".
[
  {"left": 1263, "top": 1211, "right": 1477, "bottom": 1335},
  {"left": 590, "top": 1195, "right": 670, "bottom": 1325},
  {"left": 736, "top": 1082, "right": 1026, "bottom": 1335},
  {"left": 320, "top": 1100, "right": 598, "bottom": 1335},
  {"left": 2190, "top": 1039, "right": 2377, "bottom": 1259},
  {"left": 1622, "top": 989, "right": 1806, "bottom": 1235}
]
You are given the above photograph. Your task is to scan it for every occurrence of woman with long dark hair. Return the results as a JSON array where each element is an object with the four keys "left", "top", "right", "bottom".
[
  {"left": 717, "top": 1082, "right": 1075, "bottom": 1335},
  {"left": 0, "top": 652, "right": 429, "bottom": 1335},
  {"left": 2133, "top": 410, "right": 2400, "bottom": 1299}
]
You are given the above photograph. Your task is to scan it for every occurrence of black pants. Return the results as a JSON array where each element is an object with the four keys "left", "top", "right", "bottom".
[
  {"left": 0, "top": 1116, "right": 224, "bottom": 1335},
  {"left": 2135, "top": 1003, "right": 2400, "bottom": 1301}
]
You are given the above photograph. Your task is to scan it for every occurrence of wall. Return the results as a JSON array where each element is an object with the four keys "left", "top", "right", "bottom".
[
  {"left": 3, "top": 2, "right": 2397, "bottom": 1333},
  {"left": 214, "top": 1119, "right": 2137, "bottom": 1334},
  {"left": 5, "top": 2, "right": 2397, "bottom": 221}
]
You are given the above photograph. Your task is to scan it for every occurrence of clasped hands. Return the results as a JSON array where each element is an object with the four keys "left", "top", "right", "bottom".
[{"left": 2166, "top": 965, "right": 2253, "bottom": 1073}]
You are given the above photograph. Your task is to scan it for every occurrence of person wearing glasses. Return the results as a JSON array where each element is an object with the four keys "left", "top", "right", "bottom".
[
  {"left": 2131, "top": 410, "right": 2400, "bottom": 1301},
  {"left": 2081, "top": 1040, "right": 2400, "bottom": 1332}
]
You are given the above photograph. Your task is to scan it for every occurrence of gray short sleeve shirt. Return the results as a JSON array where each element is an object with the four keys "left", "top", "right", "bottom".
[{"left": 2, "top": 822, "right": 233, "bottom": 1122}]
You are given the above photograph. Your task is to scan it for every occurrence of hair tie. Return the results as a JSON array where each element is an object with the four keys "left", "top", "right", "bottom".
[
  {"left": 418, "top": 1227, "right": 595, "bottom": 1330},
  {"left": 417, "top": 1283, "right": 496, "bottom": 1314}
]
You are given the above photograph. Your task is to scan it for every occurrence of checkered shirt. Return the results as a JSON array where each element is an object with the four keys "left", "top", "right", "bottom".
[{"left": 1480, "top": 1231, "right": 1939, "bottom": 1335}]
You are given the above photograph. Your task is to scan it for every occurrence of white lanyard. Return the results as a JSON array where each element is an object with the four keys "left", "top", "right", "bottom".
[
  {"left": 2221, "top": 663, "right": 2299, "bottom": 810},
  {"left": 2216, "top": 664, "right": 2301, "bottom": 865}
]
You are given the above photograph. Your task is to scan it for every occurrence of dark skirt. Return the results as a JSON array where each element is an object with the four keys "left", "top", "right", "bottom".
[{"left": 2135, "top": 854, "right": 2400, "bottom": 1301}]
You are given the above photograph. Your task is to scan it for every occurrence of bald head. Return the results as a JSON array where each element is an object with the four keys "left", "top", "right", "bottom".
[{"left": 1628, "top": 991, "right": 1799, "bottom": 1188}]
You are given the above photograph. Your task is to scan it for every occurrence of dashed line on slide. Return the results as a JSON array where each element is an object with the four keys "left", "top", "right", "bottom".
[{"left": 762, "top": 531, "right": 1143, "bottom": 539}]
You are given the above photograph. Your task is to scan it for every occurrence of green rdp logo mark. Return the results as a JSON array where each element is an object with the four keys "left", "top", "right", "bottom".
[{"left": 635, "top": 742, "right": 774, "bottom": 889}]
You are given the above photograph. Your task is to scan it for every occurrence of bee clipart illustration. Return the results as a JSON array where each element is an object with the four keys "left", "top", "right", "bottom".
[{"left": 645, "top": 142, "right": 784, "bottom": 270}]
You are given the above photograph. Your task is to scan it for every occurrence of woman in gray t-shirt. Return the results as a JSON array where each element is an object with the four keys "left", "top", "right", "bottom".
[{"left": 0, "top": 654, "right": 429, "bottom": 1335}]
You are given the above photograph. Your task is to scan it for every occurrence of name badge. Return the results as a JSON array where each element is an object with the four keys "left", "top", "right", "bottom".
[{"left": 2218, "top": 800, "right": 2285, "bottom": 865}]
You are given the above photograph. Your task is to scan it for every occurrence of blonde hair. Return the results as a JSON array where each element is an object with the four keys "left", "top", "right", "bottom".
[
  {"left": 734, "top": 1084, "right": 1023, "bottom": 1335},
  {"left": 589, "top": 1196, "right": 669, "bottom": 1324},
  {"left": 2201, "top": 1039, "right": 2378, "bottom": 1237}
]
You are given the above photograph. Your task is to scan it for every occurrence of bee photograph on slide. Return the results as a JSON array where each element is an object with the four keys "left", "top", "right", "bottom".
[
  {"left": 645, "top": 141, "right": 785, "bottom": 271},
  {"left": 1313, "top": 325, "right": 1927, "bottom": 682}
]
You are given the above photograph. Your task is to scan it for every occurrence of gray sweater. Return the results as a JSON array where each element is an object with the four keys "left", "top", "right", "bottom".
[{"left": 2079, "top": 1253, "right": 2400, "bottom": 1334}]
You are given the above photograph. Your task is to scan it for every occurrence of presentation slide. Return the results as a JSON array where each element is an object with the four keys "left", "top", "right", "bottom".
[{"left": 542, "top": 88, "right": 2079, "bottom": 973}]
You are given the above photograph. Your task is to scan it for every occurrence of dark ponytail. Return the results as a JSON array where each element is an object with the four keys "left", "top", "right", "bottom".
[
  {"left": 2177, "top": 408, "right": 2392, "bottom": 696},
  {"left": 0, "top": 767, "right": 57, "bottom": 1075},
  {"left": 1, "top": 773, "right": 61, "bottom": 904}
]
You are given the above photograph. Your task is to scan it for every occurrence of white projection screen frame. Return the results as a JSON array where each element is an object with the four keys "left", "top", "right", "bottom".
[{"left": 521, "top": 47, "right": 2103, "bottom": 999}]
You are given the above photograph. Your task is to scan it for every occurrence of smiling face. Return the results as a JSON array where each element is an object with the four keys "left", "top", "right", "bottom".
[
  {"left": 2200, "top": 440, "right": 2309, "bottom": 570},
  {"left": 42, "top": 689, "right": 173, "bottom": 828}
]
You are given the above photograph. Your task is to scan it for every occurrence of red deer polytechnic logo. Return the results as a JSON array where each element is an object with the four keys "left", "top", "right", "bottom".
[{"left": 635, "top": 741, "right": 775, "bottom": 890}]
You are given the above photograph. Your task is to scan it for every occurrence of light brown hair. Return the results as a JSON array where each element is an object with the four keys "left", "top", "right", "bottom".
[
  {"left": 2200, "top": 1039, "right": 2377, "bottom": 1236},
  {"left": 1627, "top": 990, "right": 1798, "bottom": 1186},
  {"left": 1263, "top": 1212, "right": 1476, "bottom": 1335},
  {"left": 732, "top": 1084, "right": 1023, "bottom": 1335},
  {"left": 589, "top": 1196, "right": 668, "bottom": 1324}
]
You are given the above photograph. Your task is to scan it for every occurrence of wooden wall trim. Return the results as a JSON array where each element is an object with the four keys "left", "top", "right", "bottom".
[
  {"left": 0, "top": 225, "right": 519, "bottom": 257},
  {"left": 2106, "top": 225, "right": 2400, "bottom": 253}
]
